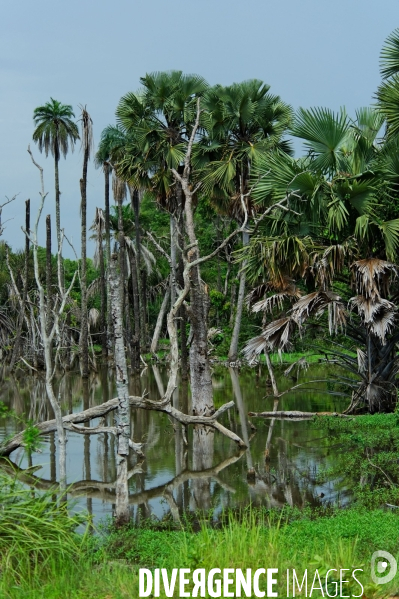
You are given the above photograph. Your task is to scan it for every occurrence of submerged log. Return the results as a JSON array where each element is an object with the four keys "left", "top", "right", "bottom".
[{"left": 248, "top": 410, "right": 351, "bottom": 419}]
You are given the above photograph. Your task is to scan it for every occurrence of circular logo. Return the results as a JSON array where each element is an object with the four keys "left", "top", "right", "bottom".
[{"left": 371, "top": 551, "right": 397, "bottom": 585}]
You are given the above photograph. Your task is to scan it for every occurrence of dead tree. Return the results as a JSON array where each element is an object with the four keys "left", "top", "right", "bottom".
[
  {"left": 27, "top": 146, "right": 78, "bottom": 493},
  {"left": 109, "top": 252, "right": 132, "bottom": 524}
]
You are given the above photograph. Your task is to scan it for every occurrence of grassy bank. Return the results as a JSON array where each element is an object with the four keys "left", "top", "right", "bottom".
[{"left": 2, "top": 499, "right": 399, "bottom": 598}]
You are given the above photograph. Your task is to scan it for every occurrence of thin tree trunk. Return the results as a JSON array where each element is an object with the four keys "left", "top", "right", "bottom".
[
  {"left": 99, "top": 227, "right": 107, "bottom": 360},
  {"left": 46, "top": 215, "right": 52, "bottom": 337},
  {"left": 80, "top": 170, "right": 89, "bottom": 378},
  {"left": 10, "top": 199, "right": 30, "bottom": 370},
  {"left": 131, "top": 189, "right": 146, "bottom": 350},
  {"left": 229, "top": 281, "right": 236, "bottom": 327},
  {"left": 230, "top": 367, "right": 254, "bottom": 473},
  {"left": 177, "top": 196, "right": 188, "bottom": 381},
  {"left": 150, "top": 281, "right": 170, "bottom": 355},
  {"left": 128, "top": 248, "right": 140, "bottom": 371},
  {"left": 170, "top": 214, "right": 177, "bottom": 308},
  {"left": 104, "top": 163, "right": 113, "bottom": 354},
  {"left": 228, "top": 231, "right": 249, "bottom": 362},
  {"left": 141, "top": 268, "right": 148, "bottom": 350},
  {"left": 109, "top": 254, "right": 131, "bottom": 525},
  {"left": 54, "top": 156, "right": 61, "bottom": 257}
]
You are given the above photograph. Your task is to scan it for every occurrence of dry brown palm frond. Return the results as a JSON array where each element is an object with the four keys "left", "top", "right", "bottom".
[
  {"left": 124, "top": 236, "right": 157, "bottom": 276},
  {"left": 351, "top": 258, "right": 397, "bottom": 300},
  {"left": 112, "top": 171, "right": 127, "bottom": 204},
  {"left": 248, "top": 276, "right": 301, "bottom": 313},
  {"left": 88, "top": 307, "right": 100, "bottom": 330},
  {"left": 244, "top": 317, "right": 294, "bottom": 359},
  {"left": 349, "top": 296, "right": 396, "bottom": 343},
  {"left": 290, "top": 290, "right": 346, "bottom": 334},
  {"left": 284, "top": 356, "right": 309, "bottom": 377},
  {"left": 91, "top": 208, "right": 106, "bottom": 269},
  {"left": 356, "top": 348, "right": 366, "bottom": 374}
]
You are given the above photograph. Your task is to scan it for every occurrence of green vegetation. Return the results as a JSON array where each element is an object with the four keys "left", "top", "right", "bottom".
[
  {"left": 3, "top": 488, "right": 399, "bottom": 598},
  {"left": 318, "top": 413, "right": 399, "bottom": 508}
]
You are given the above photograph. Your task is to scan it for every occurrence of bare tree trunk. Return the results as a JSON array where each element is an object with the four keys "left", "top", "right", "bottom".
[
  {"left": 10, "top": 199, "right": 30, "bottom": 370},
  {"left": 109, "top": 254, "right": 131, "bottom": 525},
  {"left": 141, "top": 268, "right": 148, "bottom": 350},
  {"left": 80, "top": 109, "right": 92, "bottom": 379},
  {"left": 129, "top": 247, "right": 141, "bottom": 371},
  {"left": 54, "top": 156, "right": 61, "bottom": 260},
  {"left": 228, "top": 230, "right": 249, "bottom": 362},
  {"left": 230, "top": 367, "right": 253, "bottom": 471},
  {"left": 99, "top": 227, "right": 107, "bottom": 360},
  {"left": 265, "top": 351, "right": 279, "bottom": 397},
  {"left": 150, "top": 281, "right": 170, "bottom": 355},
  {"left": 27, "top": 147, "right": 74, "bottom": 494},
  {"left": 104, "top": 163, "right": 113, "bottom": 354},
  {"left": 191, "top": 426, "right": 214, "bottom": 511},
  {"left": 46, "top": 215, "right": 52, "bottom": 337},
  {"left": 177, "top": 200, "right": 188, "bottom": 381},
  {"left": 170, "top": 215, "right": 177, "bottom": 308},
  {"left": 131, "top": 188, "right": 146, "bottom": 351}
]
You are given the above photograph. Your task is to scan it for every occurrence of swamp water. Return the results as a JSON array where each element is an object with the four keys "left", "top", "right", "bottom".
[{"left": 0, "top": 363, "right": 349, "bottom": 523}]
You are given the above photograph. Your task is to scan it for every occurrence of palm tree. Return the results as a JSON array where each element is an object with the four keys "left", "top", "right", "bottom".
[
  {"left": 79, "top": 106, "right": 93, "bottom": 378},
  {"left": 33, "top": 99, "right": 79, "bottom": 252},
  {"left": 201, "top": 80, "right": 293, "bottom": 361},
  {"left": 377, "top": 28, "right": 399, "bottom": 139},
  {"left": 116, "top": 71, "right": 208, "bottom": 377}
]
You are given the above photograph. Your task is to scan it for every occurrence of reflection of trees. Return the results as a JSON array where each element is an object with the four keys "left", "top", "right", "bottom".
[
  {"left": 0, "top": 451, "right": 244, "bottom": 515},
  {"left": 0, "top": 366, "right": 346, "bottom": 515}
]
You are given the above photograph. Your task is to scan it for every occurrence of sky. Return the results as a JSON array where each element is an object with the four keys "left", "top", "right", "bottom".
[{"left": 1, "top": 0, "right": 398, "bottom": 257}]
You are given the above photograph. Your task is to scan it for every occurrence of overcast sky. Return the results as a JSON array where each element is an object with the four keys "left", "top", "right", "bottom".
[{"left": 1, "top": 0, "right": 397, "bottom": 257}]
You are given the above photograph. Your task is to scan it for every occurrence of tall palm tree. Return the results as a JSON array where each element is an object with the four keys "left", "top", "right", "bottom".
[
  {"left": 33, "top": 99, "right": 79, "bottom": 251},
  {"left": 79, "top": 106, "right": 93, "bottom": 378},
  {"left": 201, "top": 80, "right": 293, "bottom": 361}
]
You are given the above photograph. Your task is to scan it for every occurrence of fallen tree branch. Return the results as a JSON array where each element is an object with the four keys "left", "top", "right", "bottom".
[
  {"left": 248, "top": 410, "right": 352, "bottom": 419},
  {"left": 0, "top": 396, "right": 246, "bottom": 457}
]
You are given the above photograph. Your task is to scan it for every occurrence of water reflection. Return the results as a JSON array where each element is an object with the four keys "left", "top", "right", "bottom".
[{"left": 0, "top": 363, "right": 349, "bottom": 522}]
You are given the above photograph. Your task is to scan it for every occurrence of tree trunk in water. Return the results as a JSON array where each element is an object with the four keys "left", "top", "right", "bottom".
[
  {"left": 46, "top": 215, "right": 52, "bottom": 338},
  {"left": 228, "top": 231, "right": 249, "bottom": 362},
  {"left": 10, "top": 199, "right": 30, "bottom": 370},
  {"left": 109, "top": 254, "right": 131, "bottom": 525},
  {"left": 230, "top": 367, "right": 253, "bottom": 471},
  {"left": 191, "top": 426, "right": 214, "bottom": 511}
]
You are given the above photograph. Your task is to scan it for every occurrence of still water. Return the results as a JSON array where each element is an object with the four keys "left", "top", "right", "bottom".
[{"left": 0, "top": 363, "right": 349, "bottom": 523}]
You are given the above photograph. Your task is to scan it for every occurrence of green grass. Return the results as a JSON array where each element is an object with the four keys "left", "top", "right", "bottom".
[
  {"left": 4, "top": 506, "right": 399, "bottom": 598},
  {"left": 317, "top": 413, "right": 399, "bottom": 508}
]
